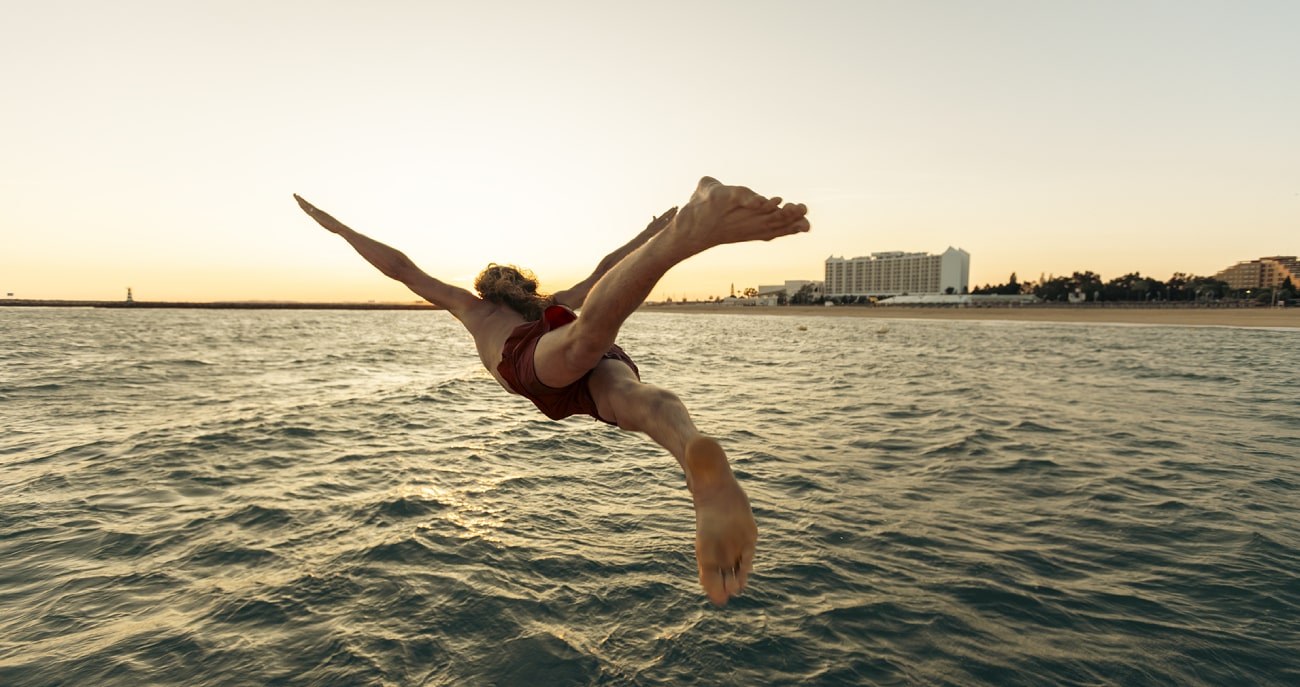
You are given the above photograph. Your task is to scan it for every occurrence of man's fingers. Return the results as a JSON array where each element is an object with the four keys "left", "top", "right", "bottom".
[
  {"left": 293, "top": 196, "right": 351, "bottom": 235},
  {"left": 650, "top": 206, "right": 679, "bottom": 228}
]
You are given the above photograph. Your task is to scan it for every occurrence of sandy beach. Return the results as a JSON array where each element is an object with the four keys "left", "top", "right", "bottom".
[{"left": 641, "top": 304, "right": 1300, "bottom": 329}]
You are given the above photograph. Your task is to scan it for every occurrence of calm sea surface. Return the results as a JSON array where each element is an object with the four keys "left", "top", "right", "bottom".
[{"left": 2, "top": 308, "right": 1297, "bottom": 686}]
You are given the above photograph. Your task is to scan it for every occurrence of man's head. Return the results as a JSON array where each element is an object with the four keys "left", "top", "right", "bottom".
[{"left": 474, "top": 263, "right": 553, "bottom": 321}]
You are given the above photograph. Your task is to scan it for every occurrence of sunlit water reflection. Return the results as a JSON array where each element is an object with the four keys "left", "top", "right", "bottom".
[{"left": 2, "top": 308, "right": 1297, "bottom": 686}]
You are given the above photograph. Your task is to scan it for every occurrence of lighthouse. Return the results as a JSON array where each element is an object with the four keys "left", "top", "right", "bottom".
[{"left": 126, "top": 287, "right": 134, "bottom": 303}]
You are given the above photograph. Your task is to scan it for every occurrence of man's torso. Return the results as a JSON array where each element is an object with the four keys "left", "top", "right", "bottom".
[{"left": 461, "top": 302, "right": 528, "bottom": 392}]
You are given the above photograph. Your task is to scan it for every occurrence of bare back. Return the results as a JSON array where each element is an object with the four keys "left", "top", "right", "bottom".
[{"left": 455, "top": 300, "right": 530, "bottom": 392}]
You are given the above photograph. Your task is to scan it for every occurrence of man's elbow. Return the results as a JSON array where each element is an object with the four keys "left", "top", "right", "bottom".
[
  {"left": 551, "top": 288, "right": 584, "bottom": 310},
  {"left": 383, "top": 255, "right": 419, "bottom": 283}
]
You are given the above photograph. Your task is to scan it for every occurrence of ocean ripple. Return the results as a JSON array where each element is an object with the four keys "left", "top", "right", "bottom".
[{"left": 1, "top": 309, "right": 1297, "bottom": 686}]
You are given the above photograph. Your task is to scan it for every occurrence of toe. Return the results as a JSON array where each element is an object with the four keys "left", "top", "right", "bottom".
[
  {"left": 735, "top": 551, "right": 754, "bottom": 593},
  {"left": 723, "top": 570, "right": 743, "bottom": 597},
  {"left": 699, "top": 566, "right": 729, "bottom": 605}
]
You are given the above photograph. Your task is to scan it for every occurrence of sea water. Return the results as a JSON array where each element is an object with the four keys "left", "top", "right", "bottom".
[{"left": 1, "top": 308, "right": 1297, "bottom": 686}]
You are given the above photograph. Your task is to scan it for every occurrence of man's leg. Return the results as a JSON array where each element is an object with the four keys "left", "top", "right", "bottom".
[
  {"left": 533, "top": 177, "right": 808, "bottom": 387},
  {"left": 588, "top": 361, "right": 758, "bottom": 606}
]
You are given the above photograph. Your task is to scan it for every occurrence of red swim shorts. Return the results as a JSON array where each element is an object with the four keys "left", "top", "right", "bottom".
[{"left": 496, "top": 305, "right": 640, "bottom": 424}]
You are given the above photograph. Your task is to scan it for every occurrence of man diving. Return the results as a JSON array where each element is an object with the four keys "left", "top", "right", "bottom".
[{"left": 295, "top": 177, "right": 810, "bottom": 605}]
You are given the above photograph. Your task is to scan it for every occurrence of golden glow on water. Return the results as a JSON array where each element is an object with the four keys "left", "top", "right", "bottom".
[
  {"left": 412, "top": 480, "right": 511, "bottom": 543},
  {"left": 6, "top": 309, "right": 1298, "bottom": 685}
]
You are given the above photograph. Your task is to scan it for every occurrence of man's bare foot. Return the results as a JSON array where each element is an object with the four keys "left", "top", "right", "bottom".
[
  {"left": 685, "top": 436, "right": 758, "bottom": 606},
  {"left": 667, "top": 176, "right": 810, "bottom": 256}
]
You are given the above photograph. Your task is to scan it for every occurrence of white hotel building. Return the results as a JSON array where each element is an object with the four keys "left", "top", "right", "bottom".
[{"left": 825, "top": 247, "right": 970, "bottom": 298}]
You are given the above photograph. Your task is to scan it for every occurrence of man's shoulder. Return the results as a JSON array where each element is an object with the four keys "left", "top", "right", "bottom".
[{"left": 465, "top": 301, "right": 527, "bottom": 332}]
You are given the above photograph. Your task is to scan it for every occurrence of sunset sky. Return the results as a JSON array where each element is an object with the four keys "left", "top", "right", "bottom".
[{"left": 4, "top": 1, "right": 1296, "bottom": 302}]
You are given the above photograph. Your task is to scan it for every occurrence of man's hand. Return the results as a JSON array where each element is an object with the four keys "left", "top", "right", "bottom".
[
  {"left": 294, "top": 194, "right": 350, "bottom": 235},
  {"left": 645, "top": 207, "right": 678, "bottom": 237}
]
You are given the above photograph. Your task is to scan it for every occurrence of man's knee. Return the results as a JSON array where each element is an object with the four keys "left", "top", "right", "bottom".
[
  {"left": 633, "top": 384, "right": 680, "bottom": 411},
  {"left": 536, "top": 326, "right": 616, "bottom": 384},
  {"left": 562, "top": 329, "right": 617, "bottom": 373},
  {"left": 613, "top": 384, "right": 683, "bottom": 431}
]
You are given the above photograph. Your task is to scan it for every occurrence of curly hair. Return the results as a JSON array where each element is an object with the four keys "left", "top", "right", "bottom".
[{"left": 474, "top": 263, "right": 554, "bottom": 321}]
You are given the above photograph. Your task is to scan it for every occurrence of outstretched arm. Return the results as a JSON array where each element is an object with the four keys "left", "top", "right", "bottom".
[
  {"left": 552, "top": 207, "right": 678, "bottom": 310},
  {"left": 294, "top": 195, "right": 481, "bottom": 317}
]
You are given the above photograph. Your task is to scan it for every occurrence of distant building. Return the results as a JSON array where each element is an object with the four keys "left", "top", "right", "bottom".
[
  {"left": 825, "top": 247, "right": 970, "bottom": 298},
  {"left": 757, "top": 280, "right": 823, "bottom": 299},
  {"left": 1213, "top": 256, "right": 1299, "bottom": 291},
  {"left": 877, "top": 293, "right": 1038, "bottom": 306}
]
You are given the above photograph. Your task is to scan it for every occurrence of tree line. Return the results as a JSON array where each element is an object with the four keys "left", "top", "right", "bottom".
[
  {"left": 972, "top": 272, "right": 1297, "bottom": 304},
  {"left": 668, "top": 272, "right": 1297, "bottom": 305}
]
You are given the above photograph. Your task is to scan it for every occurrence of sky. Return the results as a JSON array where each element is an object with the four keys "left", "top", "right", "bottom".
[{"left": 3, "top": 0, "right": 1297, "bottom": 302}]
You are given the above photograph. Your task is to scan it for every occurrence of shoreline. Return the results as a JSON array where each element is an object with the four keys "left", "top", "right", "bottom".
[
  {"left": 0, "top": 299, "right": 442, "bottom": 311},
  {"left": 5, "top": 299, "right": 1296, "bottom": 328},
  {"left": 639, "top": 304, "right": 1300, "bottom": 329}
]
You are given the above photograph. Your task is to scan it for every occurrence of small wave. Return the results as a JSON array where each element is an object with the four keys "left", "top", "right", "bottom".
[
  {"left": 274, "top": 425, "right": 318, "bottom": 439},
  {"left": 207, "top": 596, "right": 293, "bottom": 626},
  {"left": 769, "top": 472, "right": 837, "bottom": 495},
  {"left": 12, "top": 382, "right": 64, "bottom": 392},
  {"left": 1010, "top": 420, "right": 1066, "bottom": 433},
  {"left": 990, "top": 457, "right": 1063, "bottom": 473},
  {"left": 1132, "top": 437, "right": 1188, "bottom": 450},
  {"left": 358, "top": 537, "right": 437, "bottom": 565},
  {"left": 361, "top": 494, "right": 450, "bottom": 523},
  {"left": 461, "top": 633, "right": 601, "bottom": 686},
  {"left": 183, "top": 542, "right": 283, "bottom": 567},
  {"left": 1137, "top": 369, "right": 1238, "bottom": 384},
  {"left": 218, "top": 504, "right": 295, "bottom": 530}
]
